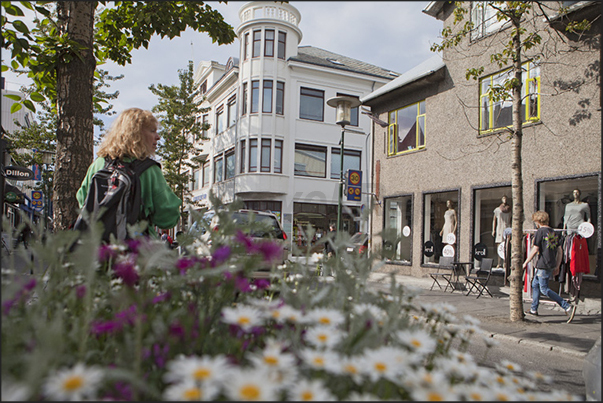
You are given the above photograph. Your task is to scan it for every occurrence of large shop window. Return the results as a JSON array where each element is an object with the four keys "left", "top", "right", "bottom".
[
  {"left": 244, "top": 201, "right": 283, "bottom": 221},
  {"left": 383, "top": 195, "right": 413, "bottom": 263},
  {"left": 300, "top": 87, "right": 324, "bottom": 121},
  {"left": 472, "top": 186, "right": 512, "bottom": 269},
  {"left": 423, "top": 191, "right": 459, "bottom": 265},
  {"left": 388, "top": 100, "right": 425, "bottom": 156},
  {"left": 294, "top": 144, "right": 327, "bottom": 178},
  {"left": 537, "top": 174, "right": 599, "bottom": 277},
  {"left": 330, "top": 149, "right": 361, "bottom": 180},
  {"left": 479, "top": 61, "right": 540, "bottom": 133}
]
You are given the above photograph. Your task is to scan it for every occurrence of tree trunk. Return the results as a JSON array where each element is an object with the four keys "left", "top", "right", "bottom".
[
  {"left": 509, "top": 16, "right": 526, "bottom": 322},
  {"left": 53, "top": 1, "right": 96, "bottom": 230}
]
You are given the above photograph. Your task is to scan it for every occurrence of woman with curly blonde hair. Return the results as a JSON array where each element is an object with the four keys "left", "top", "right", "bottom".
[{"left": 77, "top": 108, "right": 181, "bottom": 237}]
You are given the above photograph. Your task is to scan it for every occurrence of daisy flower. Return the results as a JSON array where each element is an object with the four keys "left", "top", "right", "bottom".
[
  {"left": 163, "top": 355, "right": 231, "bottom": 386},
  {"left": 1, "top": 380, "right": 31, "bottom": 401},
  {"left": 223, "top": 367, "right": 280, "bottom": 401},
  {"left": 304, "top": 326, "right": 344, "bottom": 349},
  {"left": 396, "top": 329, "right": 437, "bottom": 356},
  {"left": 496, "top": 359, "right": 522, "bottom": 374},
  {"left": 324, "top": 354, "right": 364, "bottom": 385},
  {"left": 359, "top": 346, "right": 405, "bottom": 383},
  {"left": 352, "top": 303, "right": 386, "bottom": 320},
  {"left": 221, "top": 304, "right": 264, "bottom": 332},
  {"left": 247, "top": 344, "right": 296, "bottom": 371},
  {"left": 288, "top": 378, "right": 335, "bottom": 401},
  {"left": 345, "top": 391, "right": 380, "bottom": 401},
  {"left": 42, "top": 363, "right": 104, "bottom": 401},
  {"left": 303, "top": 308, "right": 345, "bottom": 327},
  {"left": 163, "top": 381, "right": 220, "bottom": 401},
  {"left": 298, "top": 348, "right": 338, "bottom": 371},
  {"left": 454, "top": 383, "right": 496, "bottom": 401},
  {"left": 275, "top": 305, "right": 303, "bottom": 323},
  {"left": 410, "top": 383, "right": 459, "bottom": 401},
  {"left": 401, "top": 367, "right": 448, "bottom": 391}
]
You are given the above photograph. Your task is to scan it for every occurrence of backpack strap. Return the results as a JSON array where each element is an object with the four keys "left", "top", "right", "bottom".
[{"left": 129, "top": 158, "right": 161, "bottom": 223}]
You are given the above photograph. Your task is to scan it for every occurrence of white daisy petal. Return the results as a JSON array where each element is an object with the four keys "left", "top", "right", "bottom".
[{"left": 42, "top": 363, "right": 104, "bottom": 401}]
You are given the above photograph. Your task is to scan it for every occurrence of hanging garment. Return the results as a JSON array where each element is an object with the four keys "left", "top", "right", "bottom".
[{"left": 570, "top": 235, "right": 590, "bottom": 275}]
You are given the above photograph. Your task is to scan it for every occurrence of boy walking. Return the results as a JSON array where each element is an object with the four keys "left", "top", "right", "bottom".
[{"left": 523, "top": 211, "right": 576, "bottom": 321}]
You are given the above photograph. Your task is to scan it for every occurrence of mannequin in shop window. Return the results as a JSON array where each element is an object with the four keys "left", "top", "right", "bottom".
[
  {"left": 563, "top": 188, "right": 592, "bottom": 300},
  {"left": 563, "top": 189, "right": 591, "bottom": 231},
  {"left": 440, "top": 200, "right": 457, "bottom": 244},
  {"left": 492, "top": 195, "right": 512, "bottom": 268}
]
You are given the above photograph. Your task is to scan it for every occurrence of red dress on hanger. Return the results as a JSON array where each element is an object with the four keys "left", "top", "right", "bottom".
[{"left": 570, "top": 235, "right": 590, "bottom": 275}]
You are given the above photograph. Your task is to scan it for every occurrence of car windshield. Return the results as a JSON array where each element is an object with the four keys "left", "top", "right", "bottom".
[
  {"left": 233, "top": 212, "right": 283, "bottom": 239},
  {"left": 349, "top": 232, "right": 367, "bottom": 243}
]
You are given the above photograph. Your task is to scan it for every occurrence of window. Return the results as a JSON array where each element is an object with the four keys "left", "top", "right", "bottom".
[
  {"left": 388, "top": 100, "right": 426, "bottom": 156},
  {"left": 422, "top": 191, "right": 458, "bottom": 265},
  {"left": 263, "top": 80, "right": 273, "bottom": 113},
  {"left": 264, "top": 29, "right": 274, "bottom": 57},
  {"left": 242, "top": 82, "right": 248, "bottom": 116},
  {"left": 240, "top": 140, "right": 246, "bottom": 173},
  {"left": 214, "top": 155, "right": 223, "bottom": 183},
  {"left": 252, "top": 30, "right": 261, "bottom": 58},
  {"left": 479, "top": 61, "right": 540, "bottom": 133},
  {"left": 200, "top": 80, "right": 207, "bottom": 95},
  {"left": 336, "top": 93, "right": 359, "bottom": 126},
  {"left": 216, "top": 105, "right": 225, "bottom": 135},
  {"left": 383, "top": 195, "right": 413, "bottom": 263},
  {"left": 249, "top": 139, "right": 258, "bottom": 172},
  {"left": 201, "top": 114, "right": 209, "bottom": 139},
  {"left": 276, "top": 81, "right": 285, "bottom": 115},
  {"left": 300, "top": 87, "right": 324, "bottom": 121},
  {"left": 251, "top": 80, "right": 260, "bottom": 113},
  {"left": 192, "top": 169, "right": 200, "bottom": 190},
  {"left": 471, "top": 1, "right": 510, "bottom": 40},
  {"left": 202, "top": 161, "right": 210, "bottom": 187},
  {"left": 225, "top": 148, "right": 235, "bottom": 179},
  {"left": 330, "top": 149, "right": 361, "bottom": 180},
  {"left": 472, "top": 186, "right": 512, "bottom": 267},
  {"left": 243, "top": 32, "right": 249, "bottom": 60},
  {"left": 261, "top": 139, "right": 271, "bottom": 172},
  {"left": 274, "top": 140, "right": 283, "bottom": 173},
  {"left": 295, "top": 144, "right": 326, "bottom": 177},
  {"left": 277, "top": 31, "right": 286, "bottom": 59},
  {"left": 227, "top": 95, "right": 237, "bottom": 127}
]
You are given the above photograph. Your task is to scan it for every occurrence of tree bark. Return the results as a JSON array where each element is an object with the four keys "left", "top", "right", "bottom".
[
  {"left": 509, "top": 15, "right": 526, "bottom": 322},
  {"left": 53, "top": 1, "right": 96, "bottom": 230}
]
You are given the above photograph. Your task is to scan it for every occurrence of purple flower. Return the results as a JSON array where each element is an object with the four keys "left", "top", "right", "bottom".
[
  {"left": 234, "top": 276, "right": 252, "bottom": 293},
  {"left": 75, "top": 285, "right": 86, "bottom": 299},
  {"left": 23, "top": 278, "right": 36, "bottom": 291},
  {"left": 112, "top": 261, "right": 139, "bottom": 287},
  {"left": 115, "top": 305, "right": 139, "bottom": 326},
  {"left": 176, "top": 257, "right": 196, "bottom": 275},
  {"left": 235, "top": 230, "right": 259, "bottom": 253},
  {"left": 211, "top": 245, "right": 231, "bottom": 267},
  {"left": 91, "top": 320, "right": 123, "bottom": 335},
  {"left": 125, "top": 238, "right": 142, "bottom": 253},
  {"left": 2, "top": 299, "right": 16, "bottom": 316},
  {"left": 257, "top": 241, "right": 283, "bottom": 263},
  {"left": 98, "top": 244, "right": 116, "bottom": 262},
  {"left": 169, "top": 322, "right": 185, "bottom": 339},
  {"left": 152, "top": 292, "right": 171, "bottom": 304},
  {"left": 253, "top": 279, "right": 270, "bottom": 290}
]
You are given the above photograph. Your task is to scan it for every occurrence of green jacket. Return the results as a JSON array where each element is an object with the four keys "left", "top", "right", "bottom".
[{"left": 76, "top": 157, "right": 182, "bottom": 237}]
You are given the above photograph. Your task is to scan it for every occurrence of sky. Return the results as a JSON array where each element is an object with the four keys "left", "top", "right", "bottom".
[{"left": 2, "top": 1, "right": 443, "bottom": 130}]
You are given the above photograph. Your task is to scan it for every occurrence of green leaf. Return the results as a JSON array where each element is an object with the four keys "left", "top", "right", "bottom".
[
  {"left": 22, "top": 99, "right": 36, "bottom": 112},
  {"left": 30, "top": 92, "right": 45, "bottom": 102},
  {"left": 4, "top": 94, "right": 22, "bottom": 101},
  {"left": 10, "top": 102, "right": 23, "bottom": 113}
]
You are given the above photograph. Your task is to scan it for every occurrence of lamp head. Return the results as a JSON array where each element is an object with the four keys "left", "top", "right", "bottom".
[{"left": 327, "top": 96, "right": 361, "bottom": 127}]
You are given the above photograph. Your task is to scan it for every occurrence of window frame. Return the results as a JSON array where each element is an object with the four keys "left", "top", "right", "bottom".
[
  {"left": 261, "top": 138, "right": 271, "bottom": 172},
  {"left": 252, "top": 30, "right": 261, "bottom": 58},
  {"left": 227, "top": 95, "right": 237, "bottom": 127},
  {"left": 277, "top": 31, "right": 286, "bottom": 59},
  {"left": 214, "top": 154, "right": 224, "bottom": 183},
  {"left": 299, "top": 87, "right": 324, "bottom": 122},
  {"left": 276, "top": 81, "right": 285, "bottom": 115},
  {"left": 470, "top": 1, "right": 510, "bottom": 40},
  {"left": 215, "top": 104, "right": 225, "bottom": 135},
  {"left": 240, "top": 139, "right": 246, "bottom": 173},
  {"left": 251, "top": 80, "right": 260, "bottom": 114},
  {"left": 225, "top": 148, "right": 235, "bottom": 180},
  {"left": 264, "top": 29, "right": 275, "bottom": 57},
  {"left": 274, "top": 139, "right": 283, "bottom": 173},
  {"left": 387, "top": 100, "right": 426, "bottom": 156},
  {"left": 202, "top": 161, "right": 210, "bottom": 188},
  {"left": 262, "top": 80, "right": 273, "bottom": 114},
  {"left": 330, "top": 148, "right": 361, "bottom": 180},
  {"left": 243, "top": 32, "right": 249, "bottom": 60},
  {"left": 249, "top": 139, "right": 258, "bottom": 172},
  {"left": 479, "top": 61, "right": 540, "bottom": 134},
  {"left": 241, "top": 82, "right": 248, "bottom": 116},
  {"left": 294, "top": 143, "right": 327, "bottom": 178}
]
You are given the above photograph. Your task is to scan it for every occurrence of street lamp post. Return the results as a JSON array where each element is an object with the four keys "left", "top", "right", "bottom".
[{"left": 326, "top": 96, "right": 361, "bottom": 234}]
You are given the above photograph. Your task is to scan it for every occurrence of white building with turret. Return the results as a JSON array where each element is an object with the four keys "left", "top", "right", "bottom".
[{"left": 186, "top": 1, "right": 398, "bottom": 253}]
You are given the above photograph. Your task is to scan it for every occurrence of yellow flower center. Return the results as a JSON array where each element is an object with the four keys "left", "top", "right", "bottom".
[
  {"left": 426, "top": 391, "right": 445, "bottom": 401},
  {"left": 264, "top": 356, "right": 278, "bottom": 365},
  {"left": 344, "top": 364, "right": 357, "bottom": 374},
  {"left": 238, "top": 316, "right": 251, "bottom": 326},
  {"left": 301, "top": 391, "right": 314, "bottom": 401},
  {"left": 63, "top": 376, "right": 83, "bottom": 391},
  {"left": 240, "top": 384, "right": 261, "bottom": 400},
  {"left": 469, "top": 392, "right": 483, "bottom": 400},
  {"left": 193, "top": 368, "right": 211, "bottom": 381},
  {"left": 313, "top": 357, "right": 324, "bottom": 366},
  {"left": 318, "top": 317, "right": 331, "bottom": 324},
  {"left": 411, "top": 339, "right": 422, "bottom": 348},
  {"left": 272, "top": 311, "right": 280, "bottom": 318},
  {"left": 375, "top": 362, "right": 387, "bottom": 372},
  {"left": 318, "top": 334, "right": 328, "bottom": 342},
  {"left": 183, "top": 387, "right": 202, "bottom": 400}
]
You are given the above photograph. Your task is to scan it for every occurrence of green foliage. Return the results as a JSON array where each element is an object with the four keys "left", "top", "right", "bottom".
[{"left": 149, "top": 61, "right": 210, "bottom": 218}]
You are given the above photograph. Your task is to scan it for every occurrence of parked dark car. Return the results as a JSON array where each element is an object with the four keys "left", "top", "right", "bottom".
[{"left": 346, "top": 232, "right": 369, "bottom": 256}]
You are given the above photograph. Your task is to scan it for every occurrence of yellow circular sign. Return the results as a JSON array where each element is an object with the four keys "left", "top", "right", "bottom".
[
  {"left": 349, "top": 172, "right": 361, "bottom": 185},
  {"left": 348, "top": 188, "right": 354, "bottom": 195},
  {"left": 355, "top": 188, "right": 361, "bottom": 195}
]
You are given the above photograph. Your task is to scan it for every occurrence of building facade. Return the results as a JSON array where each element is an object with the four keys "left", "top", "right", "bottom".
[
  {"left": 362, "top": 1, "right": 601, "bottom": 289},
  {"left": 186, "top": 1, "right": 398, "bottom": 253}
]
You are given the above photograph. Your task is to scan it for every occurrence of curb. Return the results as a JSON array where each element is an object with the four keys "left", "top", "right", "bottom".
[{"left": 489, "top": 333, "right": 588, "bottom": 359}]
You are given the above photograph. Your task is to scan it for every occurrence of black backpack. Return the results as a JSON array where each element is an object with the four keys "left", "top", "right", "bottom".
[{"left": 73, "top": 158, "right": 159, "bottom": 243}]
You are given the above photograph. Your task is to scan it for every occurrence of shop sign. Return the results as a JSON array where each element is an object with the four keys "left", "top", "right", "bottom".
[
  {"left": 3, "top": 166, "right": 34, "bottom": 181},
  {"left": 473, "top": 242, "right": 487, "bottom": 261},
  {"left": 442, "top": 244, "right": 455, "bottom": 257},
  {"left": 423, "top": 240, "right": 435, "bottom": 257},
  {"left": 5, "top": 191, "right": 18, "bottom": 203}
]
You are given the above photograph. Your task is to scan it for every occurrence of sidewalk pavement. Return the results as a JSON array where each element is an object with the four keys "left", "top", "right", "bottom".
[{"left": 367, "top": 271, "right": 602, "bottom": 358}]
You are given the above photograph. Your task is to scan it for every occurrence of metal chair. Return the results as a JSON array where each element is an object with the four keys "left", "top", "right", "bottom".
[
  {"left": 429, "top": 256, "right": 455, "bottom": 292},
  {"left": 464, "top": 257, "right": 494, "bottom": 298}
]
